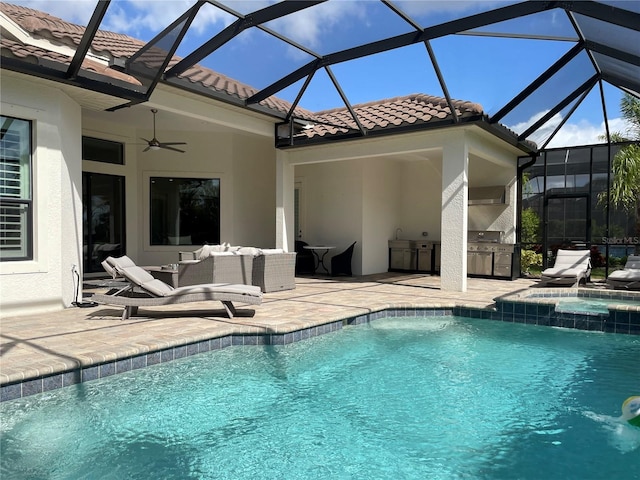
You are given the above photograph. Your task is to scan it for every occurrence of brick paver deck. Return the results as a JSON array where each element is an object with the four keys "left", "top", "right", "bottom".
[{"left": 1, "top": 274, "right": 537, "bottom": 400}]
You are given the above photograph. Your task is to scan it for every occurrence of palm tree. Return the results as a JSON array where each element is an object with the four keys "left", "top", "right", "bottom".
[{"left": 601, "top": 93, "right": 640, "bottom": 211}]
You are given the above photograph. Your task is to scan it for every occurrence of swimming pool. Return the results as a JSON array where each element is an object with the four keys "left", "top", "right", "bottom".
[{"left": 1, "top": 316, "right": 638, "bottom": 479}]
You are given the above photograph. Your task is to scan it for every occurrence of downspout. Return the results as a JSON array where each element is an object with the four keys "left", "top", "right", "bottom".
[
  {"left": 517, "top": 153, "right": 538, "bottom": 277},
  {"left": 517, "top": 153, "right": 539, "bottom": 243}
]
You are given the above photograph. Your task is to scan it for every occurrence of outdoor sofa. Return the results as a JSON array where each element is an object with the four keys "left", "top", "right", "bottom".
[
  {"left": 606, "top": 255, "right": 640, "bottom": 290},
  {"left": 178, "top": 244, "right": 296, "bottom": 293},
  {"left": 92, "top": 255, "right": 262, "bottom": 320}
]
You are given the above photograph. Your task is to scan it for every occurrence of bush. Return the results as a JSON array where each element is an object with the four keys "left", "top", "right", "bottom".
[{"left": 521, "top": 249, "right": 542, "bottom": 274}]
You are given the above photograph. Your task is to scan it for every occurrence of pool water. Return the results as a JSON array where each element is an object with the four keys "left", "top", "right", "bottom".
[
  {"left": 2, "top": 317, "right": 639, "bottom": 479},
  {"left": 556, "top": 297, "right": 640, "bottom": 314}
]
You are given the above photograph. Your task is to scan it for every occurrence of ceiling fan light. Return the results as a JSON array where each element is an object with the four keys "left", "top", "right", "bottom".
[{"left": 149, "top": 145, "right": 161, "bottom": 151}]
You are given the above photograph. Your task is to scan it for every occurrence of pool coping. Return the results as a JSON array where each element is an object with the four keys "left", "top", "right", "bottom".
[{"left": 2, "top": 295, "right": 639, "bottom": 402}]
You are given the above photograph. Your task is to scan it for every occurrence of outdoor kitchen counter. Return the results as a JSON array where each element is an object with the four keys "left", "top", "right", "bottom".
[{"left": 388, "top": 240, "right": 440, "bottom": 273}]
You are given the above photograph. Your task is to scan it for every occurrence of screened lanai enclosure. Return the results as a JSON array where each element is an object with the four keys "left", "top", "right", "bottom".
[
  {"left": 2, "top": 0, "right": 639, "bottom": 279},
  {"left": 5, "top": 0, "right": 637, "bottom": 147},
  {"left": 519, "top": 142, "right": 639, "bottom": 278}
]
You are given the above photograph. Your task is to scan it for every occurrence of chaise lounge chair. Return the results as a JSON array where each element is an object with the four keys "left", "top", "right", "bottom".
[
  {"left": 91, "top": 255, "right": 262, "bottom": 320},
  {"left": 538, "top": 249, "right": 592, "bottom": 287},
  {"left": 606, "top": 255, "right": 640, "bottom": 290}
]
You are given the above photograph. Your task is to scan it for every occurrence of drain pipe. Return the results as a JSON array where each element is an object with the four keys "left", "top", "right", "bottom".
[{"left": 517, "top": 153, "right": 539, "bottom": 247}]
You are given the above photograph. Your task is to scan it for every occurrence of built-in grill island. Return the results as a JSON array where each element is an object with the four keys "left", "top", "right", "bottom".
[{"left": 467, "top": 230, "right": 520, "bottom": 279}]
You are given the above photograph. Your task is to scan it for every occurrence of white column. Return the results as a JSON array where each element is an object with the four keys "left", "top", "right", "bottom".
[
  {"left": 440, "top": 139, "right": 469, "bottom": 291},
  {"left": 275, "top": 150, "right": 295, "bottom": 251}
]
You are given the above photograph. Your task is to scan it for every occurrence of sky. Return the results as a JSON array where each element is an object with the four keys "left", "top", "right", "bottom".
[{"left": 7, "top": 0, "right": 635, "bottom": 148}]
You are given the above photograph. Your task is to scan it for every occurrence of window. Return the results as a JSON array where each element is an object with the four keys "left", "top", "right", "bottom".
[
  {"left": 150, "top": 177, "right": 220, "bottom": 246},
  {"left": 0, "top": 116, "right": 32, "bottom": 261},
  {"left": 82, "top": 136, "right": 124, "bottom": 164}
]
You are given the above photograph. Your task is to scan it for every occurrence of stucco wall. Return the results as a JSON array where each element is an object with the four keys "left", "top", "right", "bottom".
[
  {"left": 467, "top": 158, "right": 517, "bottom": 242},
  {"left": 295, "top": 160, "right": 365, "bottom": 274},
  {"left": 362, "top": 158, "right": 402, "bottom": 274},
  {"left": 81, "top": 115, "right": 277, "bottom": 267},
  {"left": 231, "top": 134, "right": 276, "bottom": 248},
  {"left": 397, "top": 158, "right": 443, "bottom": 241},
  {"left": 0, "top": 77, "right": 83, "bottom": 316}
]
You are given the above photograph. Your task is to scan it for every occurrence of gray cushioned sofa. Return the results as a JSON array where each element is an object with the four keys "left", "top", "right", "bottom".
[{"left": 178, "top": 244, "right": 296, "bottom": 293}]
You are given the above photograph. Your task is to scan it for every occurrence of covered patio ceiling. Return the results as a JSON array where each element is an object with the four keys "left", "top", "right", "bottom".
[{"left": 3, "top": 0, "right": 639, "bottom": 152}]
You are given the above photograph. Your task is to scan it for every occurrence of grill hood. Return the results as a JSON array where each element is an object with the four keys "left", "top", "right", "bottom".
[{"left": 468, "top": 186, "right": 506, "bottom": 205}]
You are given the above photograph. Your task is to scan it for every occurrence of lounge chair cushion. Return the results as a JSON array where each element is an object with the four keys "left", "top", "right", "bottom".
[
  {"left": 96, "top": 255, "right": 262, "bottom": 320},
  {"left": 141, "top": 278, "right": 175, "bottom": 296},
  {"left": 260, "top": 248, "right": 285, "bottom": 255},
  {"left": 165, "top": 283, "right": 261, "bottom": 297},
  {"left": 607, "top": 270, "right": 640, "bottom": 281},
  {"left": 608, "top": 256, "right": 640, "bottom": 281},
  {"left": 539, "top": 249, "right": 591, "bottom": 286},
  {"left": 623, "top": 256, "right": 640, "bottom": 270},
  {"left": 196, "top": 244, "right": 230, "bottom": 259},
  {"left": 541, "top": 267, "right": 587, "bottom": 278},
  {"left": 106, "top": 256, "right": 156, "bottom": 284},
  {"left": 235, "top": 246, "right": 261, "bottom": 256}
]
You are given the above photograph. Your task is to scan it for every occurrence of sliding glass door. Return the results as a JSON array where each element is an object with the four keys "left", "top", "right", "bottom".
[{"left": 83, "top": 173, "right": 125, "bottom": 274}]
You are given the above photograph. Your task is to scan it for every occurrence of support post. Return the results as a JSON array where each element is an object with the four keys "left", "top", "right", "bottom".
[
  {"left": 275, "top": 150, "right": 295, "bottom": 251},
  {"left": 440, "top": 139, "right": 469, "bottom": 291}
]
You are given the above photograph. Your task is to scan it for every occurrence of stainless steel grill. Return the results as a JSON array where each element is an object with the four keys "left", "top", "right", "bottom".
[{"left": 467, "top": 231, "right": 516, "bottom": 278}]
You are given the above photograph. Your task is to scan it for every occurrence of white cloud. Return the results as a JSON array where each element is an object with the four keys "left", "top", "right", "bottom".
[
  {"left": 269, "top": 1, "right": 363, "bottom": 50},
  {"left": 10, "top": 0, "right": 97, "bottom": 24},
  {"left": 11, "top": 0, "right": 359, "bottom": 58},
  {"left": 9, "top": 0, "right": 230, "bottom": 38},
  {"left": 395, "top": 0, "right": 510, "bottom": 17},
  {"left": 509, "top": 110, "right": 633, "bottom": 149}
]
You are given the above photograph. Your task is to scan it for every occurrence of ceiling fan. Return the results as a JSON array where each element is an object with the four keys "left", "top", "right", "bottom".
[{"left": 141, "top": 108, "right": 187, "bottom": 153}]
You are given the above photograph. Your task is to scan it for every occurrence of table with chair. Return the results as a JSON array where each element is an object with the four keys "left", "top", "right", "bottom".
[{"left": 303, "top": 245, "right": 335, "bottom": 274}]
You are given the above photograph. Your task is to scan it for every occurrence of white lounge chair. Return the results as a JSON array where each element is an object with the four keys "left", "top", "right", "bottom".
[
  {"left": 606, "top": 255, "right": 640, "bottom": 290},
  {"left": 538, "top": 249, "right": 592, "bottom": 287},
  {"left": 92, "top": 255, "right": 262, "bottom": 320}
]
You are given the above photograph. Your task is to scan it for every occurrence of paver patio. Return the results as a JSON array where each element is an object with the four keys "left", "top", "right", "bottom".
[{"left": 1, "top": 274, "right": 538, "bottom": 398}]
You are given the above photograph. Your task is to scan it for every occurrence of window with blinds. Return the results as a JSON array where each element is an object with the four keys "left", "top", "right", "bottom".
[{"left": 0, "top": 116, "right": 32, "bottom": 261}]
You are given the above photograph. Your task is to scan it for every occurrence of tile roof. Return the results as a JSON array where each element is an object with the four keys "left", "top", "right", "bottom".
[
  {"left": 0, "top": 37, "right": 143, "bottom": 85},
  {"left": 0, "top": 2, "right": 310, "bottom": 117},
  {"left": 0, "top": 2, "right": 490, "bottom": 141},
  {"left": 302, "top": 94, "right": 484, "bottom": 138}
]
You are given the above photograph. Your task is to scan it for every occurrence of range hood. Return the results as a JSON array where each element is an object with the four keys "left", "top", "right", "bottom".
[{"left": 468, "top": 186, "right": 506, "bottom": 205}]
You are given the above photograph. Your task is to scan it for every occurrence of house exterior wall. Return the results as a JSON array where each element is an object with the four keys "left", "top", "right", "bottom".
[
  {"left": 0, "top": 76, "right": 83, "bottom": 316},
  {"left": 83, "top": 114, "right": 277, "bottom": 268},
  {"left": 397, "top": 158, "right": 443, "bottom": 240},
  {"left": 288, "top": 128, "right": 519, "bottom": 286},
  {"left": 467, "top": 132, "right": 518, "bottom": 243},
  {"left": 295, "top": 160, "right": 365, "bottom": 274},
  {"left": 230, "top": 135, "right": 276, "bottom": 248},
  {"left": 362, "top": 158, "right": 401, "bottom": 275},
  {"left": 0, "top": 69, "right": 522, "bottom": 317}
]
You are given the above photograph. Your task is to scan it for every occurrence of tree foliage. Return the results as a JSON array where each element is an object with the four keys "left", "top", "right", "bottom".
[
  {"left": 599, "top": 93, "right": 640, "bottom": 212},
  {"left": 521, "top": 208, "right": 540, "bottom": 245}
]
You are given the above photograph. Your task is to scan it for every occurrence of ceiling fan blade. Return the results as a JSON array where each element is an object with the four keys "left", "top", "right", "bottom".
[
  {"left": 140, "top": 110, "right": 186, "bottom": 152},
  {"left": 160, "top": 145, "right": 186, "bottom": 153}
]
